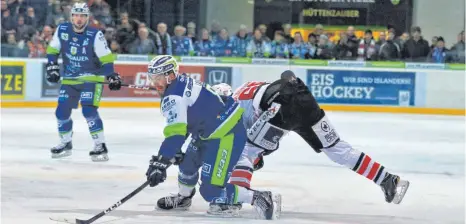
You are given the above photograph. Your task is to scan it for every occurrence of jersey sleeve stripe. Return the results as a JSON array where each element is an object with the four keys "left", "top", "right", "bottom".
[
  {"left": 163, "top": 123, "right": 188, "bottom": 138},
  {"left": 99, "top": 53, "right": 115, "bottom": 65},
  {"left": 46, "top": 46, "right": 60, "bottom": 55}
]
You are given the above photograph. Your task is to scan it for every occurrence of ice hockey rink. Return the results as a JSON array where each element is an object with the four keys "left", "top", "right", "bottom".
[{"left": 1, "top": 108, "right": 464, "bottom": 224}]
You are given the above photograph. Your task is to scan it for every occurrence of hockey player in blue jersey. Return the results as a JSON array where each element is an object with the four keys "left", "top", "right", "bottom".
[
  {"left": 144, "top": 55, "right": 281, "bottom": 220},
  {"left": 45, "top": 2, "right": 122, "bottom": 162}
]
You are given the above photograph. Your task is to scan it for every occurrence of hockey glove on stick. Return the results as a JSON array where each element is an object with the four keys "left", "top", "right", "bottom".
[
  {"left": 46, "top": 61, "right": 60, "bottom": 83},
  {"left": 107, "top": 73, "right": 122, "bottom": 91},
  {"left": 146, "top": 155, "right": 172, "bottom": 187}
]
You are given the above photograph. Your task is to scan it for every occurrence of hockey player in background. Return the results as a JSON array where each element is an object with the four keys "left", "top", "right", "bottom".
[
  {"left": 211, "top": 71, "right": 410, "bottom": 205},
  {"left": 144, "top": 55, "right": 281, "bottom": 220},
  {"left": 45, "top": 2, "right": 122, "bottom": 161}
]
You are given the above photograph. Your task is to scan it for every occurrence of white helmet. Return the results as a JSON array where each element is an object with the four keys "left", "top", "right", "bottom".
[
  {"left": 70, "top": 2, "right": 90, "bottom": 30},
  {"left": 148, "top": 55, "right": 180, "bottom": 84},
  {"left": 211, "top": 83, "right": 232, "bottom": 96}
]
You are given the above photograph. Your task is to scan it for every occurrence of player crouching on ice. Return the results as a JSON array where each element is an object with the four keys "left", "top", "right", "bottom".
[
  {"left": 144, "top": 55, "right": 281, "bottom": 220},
  {"left": 45, "top": 2, "right": 122, "bottom": 161},
  {"left": 211, "top": 71, "right": 409, "bottom": 205}
]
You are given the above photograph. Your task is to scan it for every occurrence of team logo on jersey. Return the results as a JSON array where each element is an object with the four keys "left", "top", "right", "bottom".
[
  {"left": 185, "top": 91, "right": 191, "bottom": 97},
  {"left": 70, "top": 46, "right": 77, "bottom": 55},
  {"left": 321, "top": 121, "right": 330, "bottom": 132},
  {"left": 83, "top": 38, "right": 89, "bottom": 46},
  {"left": 73, "top": 37, "right": 78, "bottom": 42},
  {"left": 61, "top": 33, "right": 68, "bottom": 41}
]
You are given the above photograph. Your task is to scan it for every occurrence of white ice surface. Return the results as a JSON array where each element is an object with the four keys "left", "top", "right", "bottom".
[{"left": 1, "top": 108, "right": 464, "bottom": 224}]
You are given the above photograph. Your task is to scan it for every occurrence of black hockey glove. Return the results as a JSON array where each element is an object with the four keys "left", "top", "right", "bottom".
[
  {"left": 146, "top": 155, "right": 172, "bottom": 187},
  {"left": 107, "top": 73, "right": 122, "bottom": 91},
  {"left": 45, "top": 61, "right": 60, "bottom": 83}
]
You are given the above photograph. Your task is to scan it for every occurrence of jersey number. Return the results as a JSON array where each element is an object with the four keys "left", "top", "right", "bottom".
[{"left": 233, "top": 81, "right": 265, "bottom": 100}]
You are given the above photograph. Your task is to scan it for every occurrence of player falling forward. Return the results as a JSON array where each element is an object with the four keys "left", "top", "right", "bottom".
[
  {"left": 45, "top": 2, "right": 122, "bottom": 161},
  {"left": 143, "top": 55, "right": 281, "bottom": 220},
  {"left": 211, "top": 70, "right": 409, "bottom": 205}
]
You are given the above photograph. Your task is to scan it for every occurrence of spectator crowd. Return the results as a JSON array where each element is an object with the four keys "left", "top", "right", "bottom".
[{"left": 2, "top": 0, "right": 465, "bottom": 64}]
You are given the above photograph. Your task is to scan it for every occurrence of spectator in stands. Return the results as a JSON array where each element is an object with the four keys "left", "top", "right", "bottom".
[
  {"left": 333, "top": 32, "right": 355, "bottom": 60},
  {"left": 357, "top": 29, "right": 378, "bottom": 61},
  {"left": 27, "top": 31, "right": 46, "bottom": 58},
  {"left": 315, "top": 34, "right": 333, "bottom": 59},
  {"left": 171, "top": 25, "right": 194, "bottom": 56},
  {"left": 9, "top": 0, "right": 27, "bottom": 17},
  {"left": 282, "top": 23, "right": 294, "bottom": 44},
  {"left": 246, "top": 28, "right": 271, "bottom": 58},
  {"left": 154, "top": 22, "right": 172, "bottom": 55},
  {"left": 396, "top": 32, "right": 409, "bottom": 52},
  {"left": 210, "top": 20, "right": 221, "bottom": 41},
  {"left": 116, "top": 12, "right": 135, "bottom": 53},
  {"left": 311, "top": 24, "right": 324, "bottom": 41},
  {"left": 45, "top": 1, "right": 66, "bottom": 27},
  {"left": 346, "top": 26, "right": 359, "bottom": 57},
  {"left": 379, "top": 31, "right": 401, "bottom": 61},
  {"left": 212, "top": 28, "right": 236, "bottom": 57},
  {"left": 24, "top": 7, "right": 37, "bottom": 27},
  {"left": 305, "top": 33, "right": 317, "bottom": 59},
  {"left": 128, "top": 27, "right": 157, "bottom": 55},
  {"left": 90, "top": 0, "right": 112, "bottom": 26},
  {"left": 2, "top": 32, "right": 29, "bottom": 57},
  {"left": 2, "top": 8, "right": 16, "bottom": 31},
  {"left": 402, "top": 26, "right": 430, "bottom": 61},
  {"left": 289, "top": 31, "right": 307, "bottom": 59},
  {"left": 233, "top": 24, "right": 250, "bottom": 57},
  {"left": 16, "top": 15, "right": 34, "bottom": 41},
  {"left": 104, "top": 27, "right": 115, "bottom": 47},
  {"left": 187, "top": 21, "right": 197, "bottom": 43},
  {"left": 376, "top": 31, "right": 386, "bottom": 45},
  {"left": 427, "top": 36, "right": 451, "bottom": 63},
  {"left": 258, "top": 24, "right": 271, "bottom": 42},
  {"left": 194, "top": 28, "right": 214, "bottom": 56},
  {"left": 110, "top": 40, "right": 122, "bottom": 53},
  {"left": 41, "top": 25, "right": 53, "bottom": 45},
  {"left": 450, "top": 30, "right": 465, "bottom": 63},
  {"left": 430, "top": 36, "right": 438, "bottom": 50},
  {"left": 270, "top": 31, "right": 289, "bottom": 58}
]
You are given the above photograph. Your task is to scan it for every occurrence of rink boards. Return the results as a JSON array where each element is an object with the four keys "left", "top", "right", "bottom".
[{"left": 1, "top": 57, "right": 464, "bottom": 116}]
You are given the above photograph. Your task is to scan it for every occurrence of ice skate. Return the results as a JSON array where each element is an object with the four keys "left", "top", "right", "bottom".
[
  {"left": 251, "top": 190, "right": 282, "bottom": 220},
  {"left": 89, "top": 143, "right": 109, "bottom": 162},
  {"left": 157, "top": 188, "right": 196, "bottom": 210},
  {"left": 380, "top": 173, "right": 410, "bottom": 204},
  {"left": 206, "top": 201, "right": 242, "bottom": 217},
  {"left": 51, "top": 142, "right": 72, "bottom": 158}
]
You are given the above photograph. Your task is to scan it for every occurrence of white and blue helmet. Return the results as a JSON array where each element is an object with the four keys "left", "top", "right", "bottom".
[
  {"left": 70, "top": 2, "right": 90, "bottom": 30},
  {"left": 212, "top": 83, "right": 232, "bottom": 96},
  {"left": 148, "top": 55, "right": 180, "bottom": 84},
  {"left": 71, "top": 2, "right": 90, "bottom": 15}
]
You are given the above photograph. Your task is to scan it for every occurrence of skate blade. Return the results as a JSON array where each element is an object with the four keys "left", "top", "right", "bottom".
[
  {"left": 392, "top": 180, "right": 410, "bottom": 204},
  {"left": 51, "top": 150, "right": 72, "bottom": 159},
  {"left": 272, "top": 193, "right": 282, "bottom": 220},
  {"left": 206, "top": 207, "right": 240, "bottom": 218},
  {"left": 90, "top": 154, "right": 109, "bottom": 162}
]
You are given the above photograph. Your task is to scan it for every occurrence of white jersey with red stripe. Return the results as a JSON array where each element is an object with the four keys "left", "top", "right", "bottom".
[{"left": 228, "top": 81, "right": 388, "bottom": 190}]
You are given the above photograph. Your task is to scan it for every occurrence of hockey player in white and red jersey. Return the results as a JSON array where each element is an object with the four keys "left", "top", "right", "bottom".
[{"left": 212, "top": 70, "right": 410, "bottom": 205}]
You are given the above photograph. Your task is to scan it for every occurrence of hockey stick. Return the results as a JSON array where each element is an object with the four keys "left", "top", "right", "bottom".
[
  {"left": 60, "top": 77, "right": 159, "bottom": 91},
  {"left": 50, "top": 180, "right": 150, "bottom": 224}
]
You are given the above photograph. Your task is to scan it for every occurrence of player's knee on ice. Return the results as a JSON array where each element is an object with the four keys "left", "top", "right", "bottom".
[{"left": 199, "top": 182, "right": 237, "bottom": 203}]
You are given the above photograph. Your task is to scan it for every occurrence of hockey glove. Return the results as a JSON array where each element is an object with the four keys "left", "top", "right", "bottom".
[
  {"left": 45, "top": 61, "right": 60, "bottom": 83},
  {"left": 146, "top": 155, "right": 172, "bottom": 187},
  {"left": 107, "top": 73, "right": 122, "bottom": 91}
]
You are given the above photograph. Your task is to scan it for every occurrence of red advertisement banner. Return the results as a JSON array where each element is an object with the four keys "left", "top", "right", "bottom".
[{"left": 104, "top": 65, "right": 206, "bottom": 98}]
